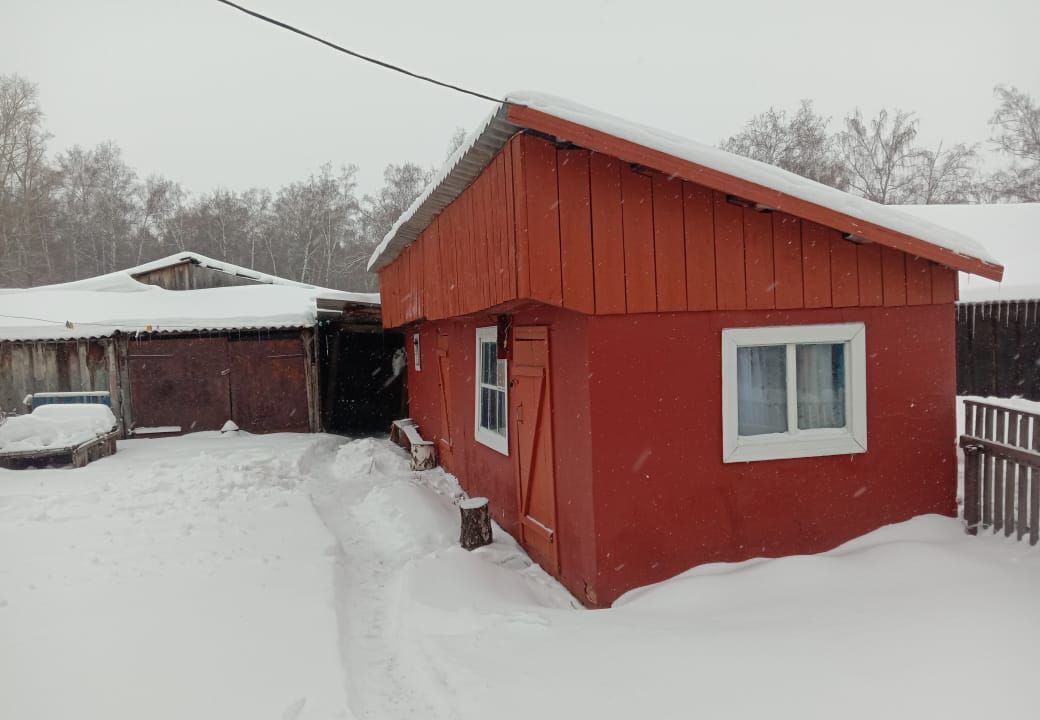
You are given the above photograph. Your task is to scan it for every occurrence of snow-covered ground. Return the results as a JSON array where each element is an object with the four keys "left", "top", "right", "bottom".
[
  {"left": 3, "top": 423, "right": 1039, "bottom": 719},
  {"left": 0, "top": 432, "right": 350, "bottom": 720}
]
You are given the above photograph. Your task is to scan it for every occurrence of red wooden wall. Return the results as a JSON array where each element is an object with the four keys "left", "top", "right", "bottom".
[
  {"left": 379, "top": 134, "right": 958, "bottom": 327},
  {"left": 403, "top": 307, "right": 598, "bottom": 604},
  {"left": 585, "top": 303, "right": 958, "bottom": 606}
]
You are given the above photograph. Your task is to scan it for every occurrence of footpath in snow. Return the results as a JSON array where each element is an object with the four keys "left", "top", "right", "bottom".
[
  {"left": 316, "top": 438, "right": 1040, "bottom": 720},
  {"left": 3, "top": 429, "right": 1040, "bottom": 720}
]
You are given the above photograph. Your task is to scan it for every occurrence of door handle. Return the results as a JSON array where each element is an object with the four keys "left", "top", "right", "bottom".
[{"left": 220, "top": 368, "right": 231, "bottom": 376}]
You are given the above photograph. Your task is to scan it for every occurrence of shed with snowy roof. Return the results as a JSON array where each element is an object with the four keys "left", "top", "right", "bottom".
[
  {"left": 0, "top": 253, "right": 401, "bottom": 437},
  {"left": 370, "top": 93, "right": 1004, "bottom": 607}
]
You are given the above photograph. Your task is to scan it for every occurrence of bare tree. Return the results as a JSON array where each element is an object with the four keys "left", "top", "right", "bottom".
[
  {"left": 445, "top": 126, "right": 467, "bottom": 160},
  {"left": 139, "top": 175, "right": 187, "bottom": 260},
  {"left": 835, "top": 108, "right": 923, "bottom": 204},
  {"left": 0, "top": 74, "right": 54, "bottom": 285},
  {"left": 722, "top": 100, "right": 847, "bottom": 188},
  {"left": 53, "top": 142, "right": 140, "bottom": 277},
  {"left": 987, "top": 85, "right": 1040, "bottom": 201},
  {"left": 913, "top": 141, "right": 978, "bottom": 204}
]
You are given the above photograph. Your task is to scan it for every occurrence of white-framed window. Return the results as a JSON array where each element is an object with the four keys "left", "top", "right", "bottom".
[
  {"left": 721, "top": 323, "right": 867, "bottom": 463},
  {"left": 474, "top": 326, "right": 508, "bottom": 454}
]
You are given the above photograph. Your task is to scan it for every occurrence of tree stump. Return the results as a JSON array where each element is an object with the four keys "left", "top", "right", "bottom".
[
  {"left": 409, "top": 441, "right": 437, "bottom": 471},
  {"left": 459, "top": 497, "right": 492, "bottom": 550}
]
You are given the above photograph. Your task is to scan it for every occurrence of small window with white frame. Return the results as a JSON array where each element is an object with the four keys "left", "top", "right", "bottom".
[
  {"left": 474, "top": 326, "right": 508, "bottom": 454},
  {"left": 721, "top": 323, "right": 867, "bottom": 463}
]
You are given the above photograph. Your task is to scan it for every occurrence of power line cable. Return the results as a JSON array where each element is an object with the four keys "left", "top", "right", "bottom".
[{"left": 214, "top": 0, "right": 507, "bottom": 105}]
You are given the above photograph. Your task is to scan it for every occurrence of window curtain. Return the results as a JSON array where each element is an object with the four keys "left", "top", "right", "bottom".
[
  {"left": 737, "top": 345, "right": 788, "bottom": 435},
  {"left": 796, "top": 344, "right": 846, "bottom": 429}
]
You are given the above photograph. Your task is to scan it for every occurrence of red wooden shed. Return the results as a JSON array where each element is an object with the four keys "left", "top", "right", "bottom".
[{"left": 370, "top": 93, "right": 1004, "bottom": 607}]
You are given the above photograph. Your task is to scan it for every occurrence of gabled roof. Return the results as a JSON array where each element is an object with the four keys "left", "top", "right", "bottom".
[
  {"left": 0, "top": 252, "right": 380, "bottom": 342},
  {"left": 901, "top": 203, "right": 1038, "bottom": 302},
  {"left": 45, "top": 251, "right": 381, "bottom": 298},
  {"left": 368, "top": 92, "right": 1003, "bottom": 282}
]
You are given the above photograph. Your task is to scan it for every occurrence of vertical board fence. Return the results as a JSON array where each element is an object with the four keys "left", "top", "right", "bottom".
[
  {"left": 956, "top": 300, "right": 1040, "bottom": 400},
  {"left": 960, "top": 399, "right": 1040, "bottom": 544}
]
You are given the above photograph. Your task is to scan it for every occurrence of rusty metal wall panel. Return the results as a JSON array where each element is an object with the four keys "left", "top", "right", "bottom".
[
  {"left": 228, "top": 336, "right": 309, "bottom": 433},
  {"left": 128, "top": 337, "right": 231, "bottom": 433}
]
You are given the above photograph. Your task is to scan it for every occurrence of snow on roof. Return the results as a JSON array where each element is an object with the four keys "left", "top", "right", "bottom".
[
  {"left": 368, "top": 92, "right": 1002, "bottom": 279},
  {"left": 0, "top": 252, "right": 380, "bottom": 342},
  {"left": 900, "top": 203, "right": 1040, "bottom": 302}
]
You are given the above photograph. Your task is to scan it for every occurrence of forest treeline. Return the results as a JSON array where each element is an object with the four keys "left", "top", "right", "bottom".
[{"left": 1, "top": 74, "right": 1037, "bottom": 290}]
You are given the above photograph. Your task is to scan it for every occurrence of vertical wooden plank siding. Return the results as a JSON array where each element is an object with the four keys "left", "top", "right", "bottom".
[
  {"left": 426, "top": 219, "right": 443, "bottom": 320},
  {"left": 522, "top": 135, "right": 564, "bottom": 306},
  {"left": 830, "top": 234, "right": 860, "bottom": 307},
  {"left": 743, "top": 208, "right": 775, "bottom": 310},
  {"left": 931, "top": 264, "right": 956, "bottom": 304},
  {"left": 881, "top": 246, "right": 908, "bottom": 306},
  {"left": 375, "top": 139, "right": 966, "bottom": 329},
  {"left": 502, "top": 140, "right": 519, "bottom": 302},
  {"left": 683, "top": 182, "right": 717, "bottom": 311},
  {"left": 713, "top": 192, "right": 746, "bottom": 310},
  {"left": 467, "top": 175, "right": 487, "bottom": 311},
  {"left": 511, "top": 134, "right": 532, "bottom": 300},
  {"left": 856, "top": 243, "right": 884, "bottom": 306},
  {"left": 589, "top": 154, "right": 627, "bottom": 314},
  {"left": 557, "top": 149, "right": 596, "bottom": 314},
  {"left": 906, "top": 255, "right": 933, "bottom": 305},
  {"left": 489, "top": 153, "right": 508, "bottom": 305},
  {"left": 620, "top": 166, "right": 657, "bottom": 313},
  {"left": 801, "top": 221, "right": 833, "bottom": 308},
  {"left": 772, "top": 212, "right": 803, "bottom": 310},
  {"left": 651, "top": 174, "right": 687, "bottom": 312}
]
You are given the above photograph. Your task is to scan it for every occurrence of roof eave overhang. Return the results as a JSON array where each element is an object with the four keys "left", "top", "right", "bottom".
[
  {"left": 370, "top": 101, "right": 1003, "bottom": 282},
  {"left": 507, "top": 104, "right": 1004, "bottom": 282}
]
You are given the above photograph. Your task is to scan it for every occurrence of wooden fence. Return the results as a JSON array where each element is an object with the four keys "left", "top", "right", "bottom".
[
  {"left": 956, "top": 300, "right": 1040, "bottom": 401},
  {"left": 959, "top": 399, "right": 1040, "bottom": 544}
]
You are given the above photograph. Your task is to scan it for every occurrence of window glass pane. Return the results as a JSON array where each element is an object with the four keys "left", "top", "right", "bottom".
[
  {"left": 480, "top": 387, "right": 492, "bottom": 430},
  {"left": 796, "top": 343, "right": 846, "bottom": 429},
  {"left": 480, "top": 342, "right": 494, "bottom": 385},
  {"left": 737, "top": 345, "right": 788, "bottom": 436},
  {"left": 496, "top": 389, "right": 506, "bottom": 432},
  {"left": 495, "top": 358, "right": 506, "bottom": 388}
]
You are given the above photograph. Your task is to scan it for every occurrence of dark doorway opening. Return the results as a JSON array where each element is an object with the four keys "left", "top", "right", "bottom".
[{"left": 319, "top": 326, "right": 406, "bottom": 434}]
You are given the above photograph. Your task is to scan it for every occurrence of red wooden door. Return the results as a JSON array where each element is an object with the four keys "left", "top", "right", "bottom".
[
  {"left": 435, "top": 332, "right": 454, "bottom": 470},
  {"left": 228, "top": 337, "right": 310, "bottom": 433},
  {"left": 510, "top": 326, "right": 559, "bottom": 574},
  {"left": 128, "top": 337, "right": 231, "bottom": 433}
]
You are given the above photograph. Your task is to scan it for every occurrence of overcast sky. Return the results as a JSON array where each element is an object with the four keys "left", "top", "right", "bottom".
[{"left": 4, "top": 0, "right": 1038, "bottom": 196}]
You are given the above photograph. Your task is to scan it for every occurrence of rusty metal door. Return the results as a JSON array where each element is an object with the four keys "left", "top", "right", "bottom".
[
  {"left": 435, "top": 331, "right": 454, "bottom": 470},
  {"left": 128, "top": 337, "right": 231, "bottom": 433},
  {"left": 228, "top": 337, "right": 310, "bottom": 433},
  {"left": 510, "top": 326, "right": 559, "bottom": 574}
]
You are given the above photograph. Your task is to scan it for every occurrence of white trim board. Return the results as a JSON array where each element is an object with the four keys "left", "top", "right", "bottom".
[{"left": 721, "top": 323, "right": 867, "bottom": 463}]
